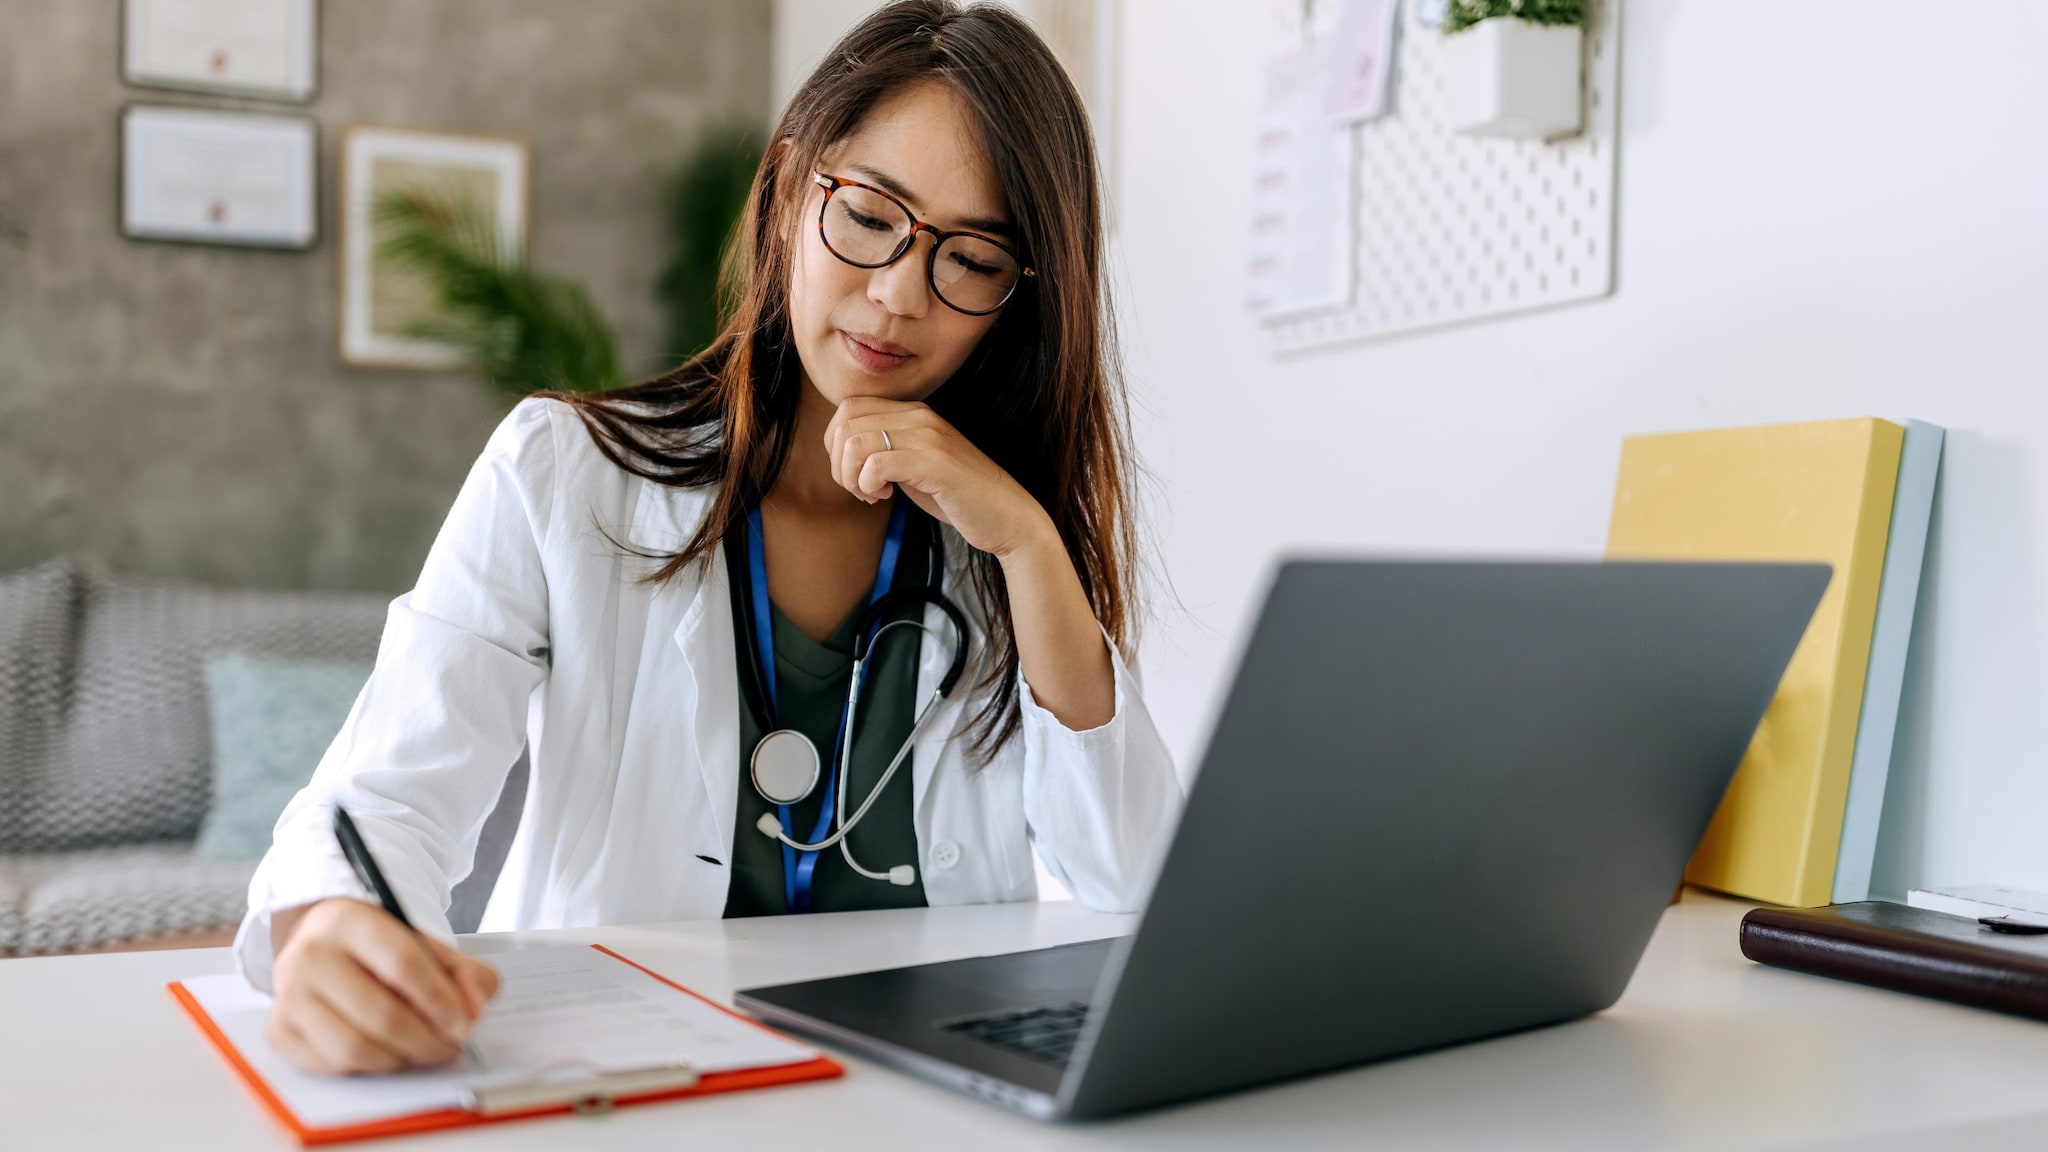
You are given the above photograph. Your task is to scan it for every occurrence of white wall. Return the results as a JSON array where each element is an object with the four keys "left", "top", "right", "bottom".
[
  {"left": 773, "top": 0, "right": 885, "bottom": 111},
  {"left": 772, "top": 0, "right": 2048, "bottom": 900}
]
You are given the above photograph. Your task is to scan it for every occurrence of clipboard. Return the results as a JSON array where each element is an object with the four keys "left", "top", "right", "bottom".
[{"left": 169, "top": 944, "right": 843, "bottom": 1147}]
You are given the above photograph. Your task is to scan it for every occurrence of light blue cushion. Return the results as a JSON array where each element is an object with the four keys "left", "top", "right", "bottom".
[{"left": 195, "top": 653, "right": 370, "bottom": 860}]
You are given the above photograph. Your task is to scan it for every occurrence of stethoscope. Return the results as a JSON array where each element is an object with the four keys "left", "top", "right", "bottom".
[{"left": 739, "top": 499, "right": 970, "bottom": 911}]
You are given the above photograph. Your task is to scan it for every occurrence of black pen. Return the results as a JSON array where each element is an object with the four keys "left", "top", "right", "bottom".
[{"left": 332, "top": 805, "right": 484, "bottom": 1068}]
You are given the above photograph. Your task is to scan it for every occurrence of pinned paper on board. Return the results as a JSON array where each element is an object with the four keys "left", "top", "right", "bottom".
[
  {"left": 1246, "top": 0, "right": 1398, "bottom": 321},
  {"left": 1322, "top": 0, "right": 1401, "bottom": 125},
  {"left": 1245, "top": 42, "right": 1355, "bottom": 319},
  {"left": 1251, "top": 0, "right": 1621, "bottom": 351}
]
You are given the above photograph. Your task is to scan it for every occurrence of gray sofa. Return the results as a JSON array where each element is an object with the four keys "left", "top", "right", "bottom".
[{"left": 0, "top": 558, "right": 525, "bottom": 956}]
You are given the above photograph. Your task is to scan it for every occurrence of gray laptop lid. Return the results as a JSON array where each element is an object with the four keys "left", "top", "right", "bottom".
[{"left": 1059, "top": 559, "right": 1828, "bottom": 1118}]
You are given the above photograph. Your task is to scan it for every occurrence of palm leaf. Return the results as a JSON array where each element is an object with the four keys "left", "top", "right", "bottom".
[
  {"left": 373, "top": 187, "right": 622, "bottom": 394},
  {"left": 656, "top": 128, "right": 763, "bottom": 364}
]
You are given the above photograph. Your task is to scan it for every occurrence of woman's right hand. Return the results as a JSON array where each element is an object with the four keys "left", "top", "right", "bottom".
[{"left": 265, "top": 897, "right": 500, "bottom": 1075}]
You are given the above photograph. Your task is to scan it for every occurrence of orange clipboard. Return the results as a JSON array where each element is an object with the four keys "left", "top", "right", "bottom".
[{"left": 168, "top": 944, "right": 843, "bottom": 1146}]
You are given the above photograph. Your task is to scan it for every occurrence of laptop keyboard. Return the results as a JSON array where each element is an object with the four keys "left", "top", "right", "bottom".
[{"left": 938, "top": 1001, "right": 1093, "bottom": 1068}]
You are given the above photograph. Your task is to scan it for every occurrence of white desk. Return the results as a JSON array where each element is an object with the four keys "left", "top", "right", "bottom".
[{"left": 5, "top": 892, "right": 2048, "bottom": 1150}]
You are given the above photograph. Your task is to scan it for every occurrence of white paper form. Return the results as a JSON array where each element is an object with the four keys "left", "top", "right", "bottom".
[
  {"left": 1245, "top": 44, "right": 1357, "bottom": 319},
  {"left": 178, "top": 944, "right": 817, "bottom": 1130},
  {"left": 1322, "top": 0, "right": 1402, "bottom": 125}
]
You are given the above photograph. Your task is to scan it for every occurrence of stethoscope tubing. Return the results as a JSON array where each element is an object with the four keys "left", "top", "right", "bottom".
[
  {"left": 765, "top": 622, "right": 947, "bottom": 856},
  {"left": 742, "top": 502, "right": 968, "bottom": 902}
]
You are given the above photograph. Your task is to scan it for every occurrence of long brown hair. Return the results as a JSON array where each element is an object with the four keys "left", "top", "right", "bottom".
[{"left": 545, "top": 0, "right": 1134, "bottom": 758}]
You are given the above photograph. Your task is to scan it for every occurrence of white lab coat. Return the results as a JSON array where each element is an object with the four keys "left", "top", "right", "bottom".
[{"left": 234, "top": 398, "right": 1181, "bottom": 992}]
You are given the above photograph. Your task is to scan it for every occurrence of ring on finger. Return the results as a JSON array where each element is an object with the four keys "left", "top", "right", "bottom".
[{"left": 880, "top": 429, "right": 894, "bottom": 452}]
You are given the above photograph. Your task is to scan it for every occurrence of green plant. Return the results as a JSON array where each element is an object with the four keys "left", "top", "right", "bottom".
[
  {"left": 1443, "top": 0, "right": 1584, "bottom": 34},
  {"left": 374, "top": 188, "right": 622, "bottom": 394},
  {"left": 372, "top": 127, "right": 761, "bottom": 393},
  {"left": 657, "top": 127, "right": 764, "bottom": 364}
]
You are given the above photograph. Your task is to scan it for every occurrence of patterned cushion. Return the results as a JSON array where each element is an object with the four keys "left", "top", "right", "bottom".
[
  {"left": 0, "top": 873, "right": 18, "bottom": 952},
  {"left": 0, "top": 560, "right": 83, "bottom": 852},
  {"left": 0, "top": 843, "right": 257, "bottom": 955},
  {"left": 9, "top": 567, "right": 388, "bottom": 852},
  {"left": 197, "top": 653, "right": 373, "bottom": 860}
]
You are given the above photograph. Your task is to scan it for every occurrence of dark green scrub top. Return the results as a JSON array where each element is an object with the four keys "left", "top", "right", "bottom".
[{"left": 723, "top": 506, "right": 932, "bottom": 918}]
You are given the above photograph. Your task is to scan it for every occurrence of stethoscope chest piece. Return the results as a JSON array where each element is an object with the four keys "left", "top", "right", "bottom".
[
  {"left": 751, "top": 729, "right": 821, "bottom": 807},
  {"left": 738, "top": 499, "right": 970, "bottom": 898}
]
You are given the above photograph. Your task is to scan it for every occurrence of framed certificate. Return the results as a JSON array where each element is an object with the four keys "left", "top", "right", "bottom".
[
  {"left": 120, "top": 104, "right": 318, "bottom": 249},
  {"left": 122, "top": 0, "right": 319, "bottom": 103},
  {"left": 337, "top": 125, "right": 530, "bottom": 370}
]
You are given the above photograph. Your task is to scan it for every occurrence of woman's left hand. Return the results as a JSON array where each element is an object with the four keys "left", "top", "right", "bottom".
[
  {"left": 824, "top": 396, "right": 1054, "bottom": 560},
  {"left": 831, "top": 396, "right": 1116, "bottom": 731}
]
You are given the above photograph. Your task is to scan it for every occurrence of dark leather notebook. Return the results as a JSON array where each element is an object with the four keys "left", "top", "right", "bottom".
[{"left": 1740, "top": 901, "right": 2048, "bottom": 1021}]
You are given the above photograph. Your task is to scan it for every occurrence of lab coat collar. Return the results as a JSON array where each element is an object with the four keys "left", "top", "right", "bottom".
[
  {"left": 625, "top": 472, "right": 711, "bottom": 556},
  {"left": 679, "top": 554, "right": 741, "bottom": 870},
  {"left": 625, "top": 476, "right": 742, "bottom": 868}
]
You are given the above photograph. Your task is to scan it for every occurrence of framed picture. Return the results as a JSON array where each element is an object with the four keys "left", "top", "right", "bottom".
[
  {"left": 337, "top": 125, "right": 530, "bottom": 370},
  {"left": 122, "top": 0, "right": 319, "bottom": 103},
  {"left": 120, "top": 104, "right": 317, "bottom": 249}
]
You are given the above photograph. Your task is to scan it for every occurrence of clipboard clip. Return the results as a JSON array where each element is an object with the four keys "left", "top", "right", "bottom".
[{"left": 459, "top": 1059, "right": 700, "bottom": 1117}]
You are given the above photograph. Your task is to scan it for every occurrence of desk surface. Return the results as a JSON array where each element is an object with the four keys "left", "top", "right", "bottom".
[{"left": 5, "top": 892, "right": 2048, "bottom": 1151}]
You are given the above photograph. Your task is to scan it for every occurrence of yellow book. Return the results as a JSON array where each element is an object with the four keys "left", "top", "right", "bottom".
[{"left": 1606, "top": 419, "right": 1903, "bottom": 907}]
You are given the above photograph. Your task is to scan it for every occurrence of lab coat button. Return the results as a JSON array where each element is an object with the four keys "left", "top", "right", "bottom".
[{"left": 932, "top": 841, "right": 961, "bottom": 870}]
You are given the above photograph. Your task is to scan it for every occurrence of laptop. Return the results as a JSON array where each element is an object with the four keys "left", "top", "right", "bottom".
[{"left": 736, "top": 559, "right": 1830, "bottom": 1120}]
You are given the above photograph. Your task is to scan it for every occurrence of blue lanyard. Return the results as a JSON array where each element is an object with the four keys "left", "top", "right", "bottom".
[{"left": 746, "top": 499, "right": 907, "bottom": 912}]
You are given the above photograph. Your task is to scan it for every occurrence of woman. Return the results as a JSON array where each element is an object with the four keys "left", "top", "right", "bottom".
[{"left": 243, "top": 0, "right": 1179, "bottom": 1076}]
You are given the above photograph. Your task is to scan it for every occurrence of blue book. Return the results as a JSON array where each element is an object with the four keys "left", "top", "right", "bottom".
[{"left": 1831, "top": 420, "right": 1943, "bottom": 903}]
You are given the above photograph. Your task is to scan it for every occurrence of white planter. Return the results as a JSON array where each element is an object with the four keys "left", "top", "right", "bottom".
[{"left": 1442, "top": 17, "right": 1584, "bottom": 141}]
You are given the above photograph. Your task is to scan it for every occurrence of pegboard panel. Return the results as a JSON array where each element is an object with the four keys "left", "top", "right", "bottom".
[{"left": 1264, "top": 0, "right": 1621, "bottom": 352}]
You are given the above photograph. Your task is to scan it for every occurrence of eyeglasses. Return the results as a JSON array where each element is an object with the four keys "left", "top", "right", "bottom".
[{"left": 811, "top": 173, "right": 1034, "bottom": 316}]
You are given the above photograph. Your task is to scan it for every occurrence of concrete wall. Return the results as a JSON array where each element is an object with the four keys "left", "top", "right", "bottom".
[{"left": 0, "top": 0, "right": 772, "bottom": 592}]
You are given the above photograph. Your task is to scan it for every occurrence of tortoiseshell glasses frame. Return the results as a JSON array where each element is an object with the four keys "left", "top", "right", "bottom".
[{"left": 811, "top": 172, "right": 1036, "bottom": 316}]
